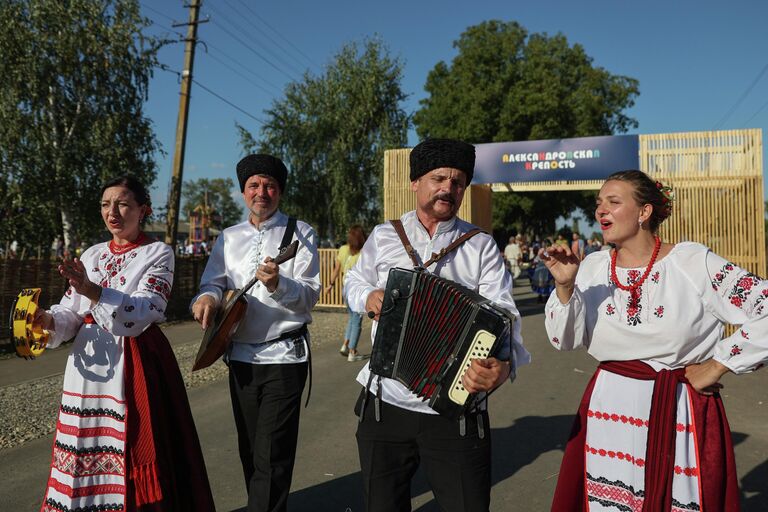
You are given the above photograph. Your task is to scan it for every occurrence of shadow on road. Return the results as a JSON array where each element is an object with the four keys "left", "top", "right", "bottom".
[
  {"left": 741, "top": 458, "right": 768, "bottom": 511},
  {"left": 413, "top": 414, "right": 574, "bottom": 511},
  {"left": 263, "top": 414, "right": 574, "bottom": 512}
]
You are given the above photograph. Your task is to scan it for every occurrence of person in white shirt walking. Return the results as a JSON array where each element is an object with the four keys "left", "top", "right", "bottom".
[
  {"left": 345, "top": 138, "right": 530, "bottom": 512},
  {"left": 504, "top": 234, "right": 523, "bottom": 280},
  {"left": 191, "top": 154, "right": 321, "bottom": 512}
]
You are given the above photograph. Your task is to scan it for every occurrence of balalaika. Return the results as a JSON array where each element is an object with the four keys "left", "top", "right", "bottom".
[{"left": 369, "top": 267, "right": 514, "bottom": 420}]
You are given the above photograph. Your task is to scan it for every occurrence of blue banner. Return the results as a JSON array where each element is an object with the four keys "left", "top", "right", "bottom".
[{"left": 473, "top": 135, "right": 639, "bottom": 184}]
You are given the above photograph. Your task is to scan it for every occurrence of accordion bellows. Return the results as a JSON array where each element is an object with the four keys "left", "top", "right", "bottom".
[{"left": 370, "top": 268, "right": 514, "bottom": 419}]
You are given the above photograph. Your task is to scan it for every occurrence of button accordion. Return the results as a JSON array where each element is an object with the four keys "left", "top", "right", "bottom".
[{"left": 370, "top": 268, "right": 514, "bottom": 419}]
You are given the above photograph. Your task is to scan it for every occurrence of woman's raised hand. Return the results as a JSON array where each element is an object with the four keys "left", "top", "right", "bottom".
[
  {"left": 58, "top": 258, "right": 102, "bottom": 303},
  {"left": 539, "top": 245, "right": 580, "bottom": 303}
]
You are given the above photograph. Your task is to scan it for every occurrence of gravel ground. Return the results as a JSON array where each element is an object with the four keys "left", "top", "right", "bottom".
[{"left": 0, "top": 309, "right": 358, "bottom": 451}]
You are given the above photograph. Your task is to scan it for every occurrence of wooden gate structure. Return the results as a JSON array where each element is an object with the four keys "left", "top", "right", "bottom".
[
  {"left": 381, "top": 129, "right": 765, "bottom": 277},
  {"left": 317, "top": 128, "right": 764, "bottom": 308}
]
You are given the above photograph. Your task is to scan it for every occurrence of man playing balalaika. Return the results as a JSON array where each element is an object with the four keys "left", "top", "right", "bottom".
[{"left": 345, "top": 138, "right": 530, "bottom": 512}]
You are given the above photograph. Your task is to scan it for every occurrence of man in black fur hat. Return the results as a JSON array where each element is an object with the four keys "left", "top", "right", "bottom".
[
  {"left": 191, "top": 154, "right": 321, "bottom": 512},
  {"left": 346, "top": 138, "right": 530, "bottom": 511}
]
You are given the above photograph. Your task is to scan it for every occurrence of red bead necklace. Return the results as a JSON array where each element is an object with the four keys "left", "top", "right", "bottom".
[
  {"left": 109, "top": 232, "right": 146, "bottom": 255},
  {"left": 610, "top": 236, "right": 662, "bottom": 292}
]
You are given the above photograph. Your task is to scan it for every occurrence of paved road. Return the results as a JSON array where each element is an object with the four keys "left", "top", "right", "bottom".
[{"left": 1, "top": 286, "right": 767, "bottom": 511}]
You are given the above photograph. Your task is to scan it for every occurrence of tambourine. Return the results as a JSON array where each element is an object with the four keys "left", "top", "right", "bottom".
[{"left": 10, "top": 288, "right": 49, "bottom": 359}]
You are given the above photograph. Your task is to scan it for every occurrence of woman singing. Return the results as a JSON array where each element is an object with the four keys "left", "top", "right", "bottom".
[
  {"left": 543, "top": 170, "right": 766, "bottom": 511},
  {"left": 35, "top": 176, "right": 215, "bottom": 511}
]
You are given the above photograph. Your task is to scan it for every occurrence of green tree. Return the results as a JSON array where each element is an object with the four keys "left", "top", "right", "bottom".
[
  {"left": 0, "top": 0, "right": 161, "bottom": 254},
  {"left": 182, "top": 178, "right": 242, "bottom": 230},
  {"left": 413, "top": 20, "right": 639, "bottom": 237},
  {"left": 238, "top": 37, "right": 410, "bottom": 241}
]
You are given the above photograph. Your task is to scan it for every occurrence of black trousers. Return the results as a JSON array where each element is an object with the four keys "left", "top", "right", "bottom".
[
  {"left": 229, "top": 361, "right": 308, "bottom": 512},
  {"left": 355, "top": 391, "right": 492, "bottom": 512}
]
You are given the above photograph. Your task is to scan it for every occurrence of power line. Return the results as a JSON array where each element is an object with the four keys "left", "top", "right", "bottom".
[
  {"left": 222, "top": 0, "right": 314, "bottom": 74},
  {"left": 145, "top": 18, "right": 279, "bottom": 96},
  {"left": 204, "top": 51, "right": 278, "bottom": 97},
  {"left": 146, "top": 18, "right": 186, "bottom": 38},
  {"left": 206, "top": 41, "right": 282, "bottom": 92},
  {"left": 743, "top": 97, "right": 768, "bottom": 126},
  {"left": 192, "top": 79, "right": 266, "bottom": 124},
  {"left": 713, "top": 63, "right": 768, "bottom": 130},
  {"left": 158, "top": 65, "right": 265, "bottom": 124},
  {"left": 139, "top": 3, "right": 176, "bottom": 24},
  {"left": 235, "top": 0, "right": 316, "bottom": 70},
  {"left": 205, "top": 4, "right": 301, "bottom": 82}
]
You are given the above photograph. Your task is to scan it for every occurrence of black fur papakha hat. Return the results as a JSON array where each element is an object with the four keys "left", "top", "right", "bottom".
[
  {"left": 409, "top": 138, "right": 475, "bottom": 183},
  {"left": 236, "top": 154, "right": 288, "bottom": 192}
]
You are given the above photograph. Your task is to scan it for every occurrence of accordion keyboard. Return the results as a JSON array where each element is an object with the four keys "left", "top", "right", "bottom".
[{"left": 448, "top": 329, "right": 496, "bottom": 405}]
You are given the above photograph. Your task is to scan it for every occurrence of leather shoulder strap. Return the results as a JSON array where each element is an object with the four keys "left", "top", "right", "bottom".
[
  {"left": 389, "top": 219, "right": 421, "bottom": 268},
  {"left": 422, "top": 228, "right": 484, "bottom": 268},
  {"left": 280, "top": 217, "right": 297, "bottom": 251}
]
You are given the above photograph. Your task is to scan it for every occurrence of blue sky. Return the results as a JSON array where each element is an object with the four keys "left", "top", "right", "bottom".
[{"left": 142, "top": 0, "right": 768, "bottom": 213}]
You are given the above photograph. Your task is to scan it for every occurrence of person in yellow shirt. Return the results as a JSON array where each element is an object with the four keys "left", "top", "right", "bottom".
[{"left": 325, "top": 225, "right": 368, "bottom": 361}]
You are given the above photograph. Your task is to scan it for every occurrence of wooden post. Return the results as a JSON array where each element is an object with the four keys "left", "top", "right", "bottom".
[{"left": 164, "top": 0, "right": 204, "bottom": 248}]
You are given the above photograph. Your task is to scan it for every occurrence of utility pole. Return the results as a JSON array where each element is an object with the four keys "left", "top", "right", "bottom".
[{"left": 165, "top": 0, "right": 207, "bottom": 248}]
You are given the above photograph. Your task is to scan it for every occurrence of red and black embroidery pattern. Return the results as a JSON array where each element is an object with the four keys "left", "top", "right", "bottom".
[
  {"left": 730, "top": 345, "right": 742, "bottom": 356},
  {"left": 144, "top": 274, "right": 171, "bottom": 300},
  {"left": 95, "top": 247, "right": 140, "bottom": 290},
  {"left": 51, "top": 445, "right": 125, "bottom": 479},
  {"left": 623, "top": 270, "right": 643, "bottom": 326},
  {"left": 654, "top": 306, "right": 665, "bottom": 318},
  {"left": 586, "top": 473, "right": 700, "bottom": 512},
  {"left": 711, "top": 262, "right": 735, "bottom": 291},
  {"left": 651, "top": 271, "right": 660, "bottom": 284},
  {"left": 605, "top": 304, "right": 616, "bottom": 316},
  {"left": 754, "top": 288, "right": 768, "bottom": 315},
  {"left": 551, "top": 337, "right": 560, "bottom": 345},
  {"left": 728, "top": 273, "right": 761, "bottom": 308}
]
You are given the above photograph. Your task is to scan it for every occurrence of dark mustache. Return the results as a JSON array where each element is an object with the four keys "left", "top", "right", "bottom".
[{"left": 433, "top": 193, "right": 455, "bottom": 204}]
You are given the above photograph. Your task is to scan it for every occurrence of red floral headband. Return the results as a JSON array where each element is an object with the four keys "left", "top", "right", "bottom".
[{"left": 655, "top": 180, "right": 674, "bottom": 219}]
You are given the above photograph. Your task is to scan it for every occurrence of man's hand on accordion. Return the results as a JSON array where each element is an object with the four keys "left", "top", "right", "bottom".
[
  {"left": 365, "top": 289, "right": 385, "bottom": 321},
  {"left": 462, "top": 358, "right": 511, "bottom": 393}
]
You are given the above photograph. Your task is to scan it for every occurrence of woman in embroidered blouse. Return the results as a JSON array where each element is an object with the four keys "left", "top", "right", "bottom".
[
  {"left": 34, "top": 176, "right": 215, "bottom": 512},
  {"left": 542, "top": 170, "right": 765, "bottom": 511}
]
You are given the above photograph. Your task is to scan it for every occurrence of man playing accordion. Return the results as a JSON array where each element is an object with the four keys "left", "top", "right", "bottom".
[{"left": 345, "top": 138, "right": 530, "bottom": 512}]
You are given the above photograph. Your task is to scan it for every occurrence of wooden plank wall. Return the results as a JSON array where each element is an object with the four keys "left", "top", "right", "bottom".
[
  {"left": 383, "top": 148, "right": 493, "bottom": 232},
  {"left": 641, "top": 129, "right": 765, "bottom": 276},
  {"left": 317, "top": 248, "right": 344, "bottom": 308}
]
